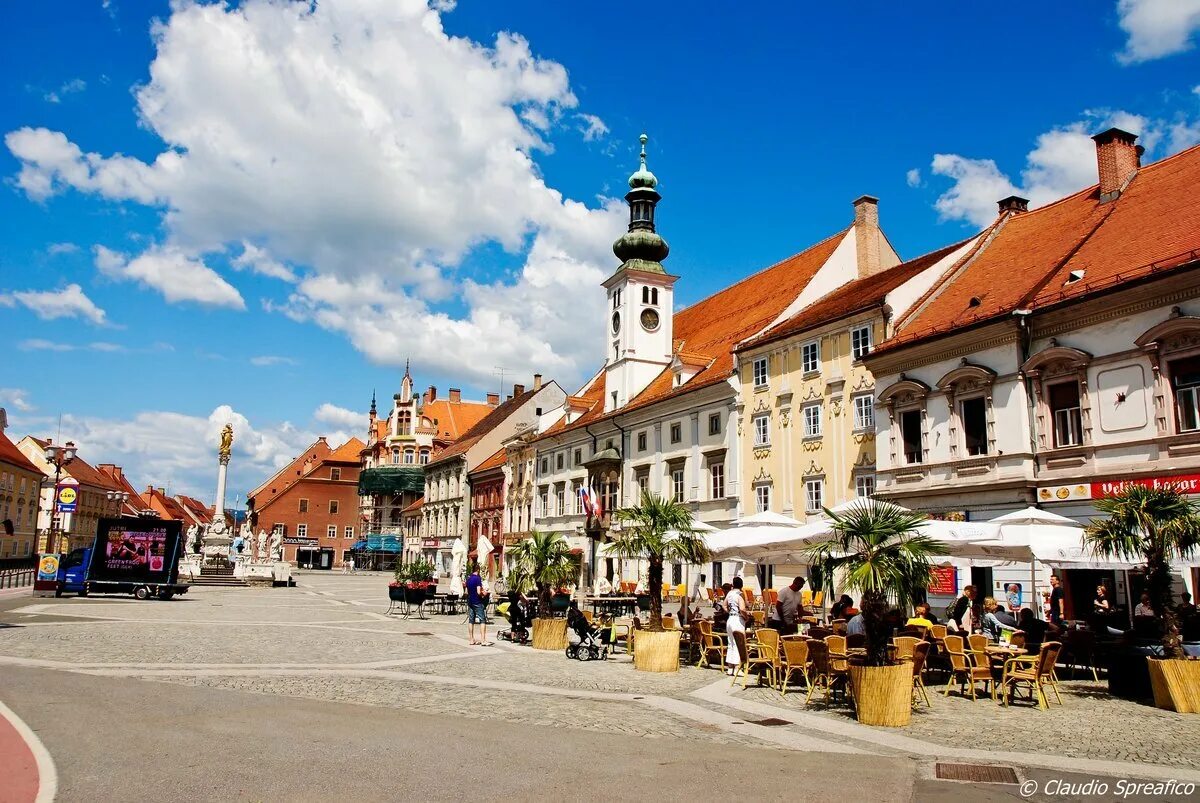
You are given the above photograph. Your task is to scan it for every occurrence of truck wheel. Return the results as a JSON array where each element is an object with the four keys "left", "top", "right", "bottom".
[
  {"left": 54, "top": 588, "right": 63, "bottom": 598},
  {"left": 134, "top": 586, "right": 151, "bottom": 600},
  {"left": 158, "top": 589, "right": 174, "bottom": 600},
  {"left": 78, "top": 587, "right": 88, "bottom": 598}
]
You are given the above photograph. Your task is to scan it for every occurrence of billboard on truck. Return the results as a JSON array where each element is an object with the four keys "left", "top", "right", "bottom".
[{"left": 89, "top": 517, "right": 182, "bottom": 584}]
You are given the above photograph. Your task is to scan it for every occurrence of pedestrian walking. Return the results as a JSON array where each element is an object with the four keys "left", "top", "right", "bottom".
[{"left": 467, "top": 561, "right": 491, "bottom": 646}]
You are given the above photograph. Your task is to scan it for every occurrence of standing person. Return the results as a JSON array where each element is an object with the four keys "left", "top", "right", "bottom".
[
  {"left": 948, "top": 585, "right": 976, "bottom": 632},
  {"left": 691, "top": 573, "right": 709, "bottom": 606},
  {"left": 1048, "top": 575, "right": 1066, "bottom": 625},
  {"left": 1093, "top": 585, "right": 1111, "bottom": 615},
  {"left": 724, "top": 577, "right": 747, "bottom": 676},
  {"left": 775, "top": 576, "right": 805, "bottom": 635},
  {"left": 466, "top": 562, "right": 490, "bottom": 646}
]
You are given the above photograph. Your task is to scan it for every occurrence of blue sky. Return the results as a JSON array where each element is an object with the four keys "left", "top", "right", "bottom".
[{"left": 2, "top": 0, "right": 1199, "bottom": 501}]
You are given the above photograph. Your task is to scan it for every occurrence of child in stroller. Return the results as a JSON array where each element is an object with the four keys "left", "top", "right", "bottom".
[
  {"left": 496, "top": 591, "right": 530, "bottom": 645},
  {"left": 566, "top": 602, "right": 608, "bottom": 661}
]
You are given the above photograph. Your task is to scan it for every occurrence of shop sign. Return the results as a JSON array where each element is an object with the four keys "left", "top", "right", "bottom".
[
  {"left": 1040, "top": 472, "right": 1200, "bottom": 503},
  {"left": 928, "top": 565, "right": 958, "bottom": 596},
  {"left": 421, "top": 539, "right": 441, "bottom": 549},
  {"left": 283, "top": 536, "right": 318, "bottom": 546},
  {"left": 56, "top": 479, "right": 79, "bottom": 513}
]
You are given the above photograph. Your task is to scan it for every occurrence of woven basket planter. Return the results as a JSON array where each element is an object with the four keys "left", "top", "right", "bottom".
[
  {"left": 1148, "top": 657, "right": 1200, "bottom": 713},
  {"left": 531, "top": 618, "right": 568, "bottom": 651},
  {"left": 633, "top": 629, "right": 681, "bottom": 673},
  {"left": 849, "top": 663, "right": 913, "bottom": 727}
]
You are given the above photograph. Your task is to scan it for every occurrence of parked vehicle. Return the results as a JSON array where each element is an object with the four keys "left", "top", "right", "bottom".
[{"left": 57, "top": 517, "right": 189, "bottom": 600}]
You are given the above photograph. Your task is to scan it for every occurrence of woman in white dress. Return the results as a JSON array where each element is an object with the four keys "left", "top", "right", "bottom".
[{"left": 724, "top": 576, "right": 747, "bottom": 675}]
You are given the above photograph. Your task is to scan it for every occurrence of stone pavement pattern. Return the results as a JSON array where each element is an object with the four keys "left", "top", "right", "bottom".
[{"left": 2, "top": 572, "right": 1199, "bottom": 802}]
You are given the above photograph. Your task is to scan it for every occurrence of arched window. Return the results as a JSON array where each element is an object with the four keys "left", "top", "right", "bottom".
[
  {"left": 1022, "top": 343, "right": 1092, "bottom": 450},
  {"left": 398, "top": 410, "right": 411, "bottom": 436},
  {"left": 651, "top": 287, "right": 658, "bottom": 305},
  {"left": 403, "top": 448, "right": 414, "bottom": 464},
  {"left": 877, "top": 377, "right": 932, "bottom": 467},
  {"left": 936, "top": 361, "right": 998, "bottom": 459}
]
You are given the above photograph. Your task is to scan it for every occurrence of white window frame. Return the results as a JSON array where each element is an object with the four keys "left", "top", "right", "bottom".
[
  {"left": 327, "top": 525, "right": 337, "bottom": 538},
  {"left": 803, "top": 404, "right": 822, "bottom": 438},
  {"left": 801, "top": 341, "right": 820, "bottom": 374},
  {"left": 855, "top": 474, "right": 875, "bottom": 499},
  {"left": 708, "top": 412, "right": 721, "bottom": 436},
  {"left": 851, "top": 325, "right": 872, "bottom": 360},
  {"left": 709, "top": 462, "right": 725, "bottom": 500},
  {"left": 804, "top": 479, "right": 824, "bottom": 513},
  {"left": 671, "top": 468, "right": 685, "bottom": 502},
  {"left": 754, "top": 484, "right": 771, "bottom": 513},
  {"left": 345, "top": 526, "right": 354, "bottom": 539},
  {"left": 752, "top": 357, "right": 768, "bottom": 388},
  {"left": 853, "top": 394, "right": 874, "bottom": 431},
  {"left": 753, "top": 414, "right": 771, "bottom": 447},
  {"left": 297, "top": 524, "right": 308, "bottom": 538}
]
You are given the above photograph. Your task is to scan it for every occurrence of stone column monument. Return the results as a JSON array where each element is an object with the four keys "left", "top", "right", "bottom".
[{"left": 202, "top": 423, "right": 234, "bottom": 564}]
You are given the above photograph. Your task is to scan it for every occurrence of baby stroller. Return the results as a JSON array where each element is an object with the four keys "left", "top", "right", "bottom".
[
  {"left": 566, "top": 605, "right": 608, "bottom": 661},
  {"left": 497, "top": 592, "right": 530, "bottom": 645}
]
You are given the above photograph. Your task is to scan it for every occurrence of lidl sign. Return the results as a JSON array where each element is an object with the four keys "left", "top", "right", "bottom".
[{"left": 55, "top": 483, "right": 78, "bottom": 513}]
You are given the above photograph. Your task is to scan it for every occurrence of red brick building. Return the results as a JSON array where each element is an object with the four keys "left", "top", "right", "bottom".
[
  {"left": 467, "top": 447, "right": 507, "bottom": 573},
  {"left": 245, "top": 436, "right": 365, "bottom": 568}
]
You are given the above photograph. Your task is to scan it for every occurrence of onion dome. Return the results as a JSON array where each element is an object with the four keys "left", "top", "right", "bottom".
[{"left": 612, "top": 133, "right": 669, "bottom": 273}]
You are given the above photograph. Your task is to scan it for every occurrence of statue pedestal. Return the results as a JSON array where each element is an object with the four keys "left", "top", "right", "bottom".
[
  {"left": 235, "top": 560, "right": 277, "bottom": 586},
  {"left": 179, "top": 555, "right": 202, "bottom": 581}
]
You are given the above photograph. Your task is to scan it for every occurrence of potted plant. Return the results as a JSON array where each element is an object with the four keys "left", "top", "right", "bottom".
[
  {"left": 607, "top": 490, "right": 711, "bottom": 672},
  {"left": 507, "top": 531, "right": 576, "bottom": 650},
  {"left": 805, "top": 499, "right": 946, "bottom": 726},
  {"left": 1085, "top": 485, "right": 1200, "bottom": 713}
]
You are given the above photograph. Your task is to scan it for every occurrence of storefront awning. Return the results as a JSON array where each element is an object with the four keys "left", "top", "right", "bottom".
[{"left": 358, "top": 467, "right": 425, "bottom": 496}]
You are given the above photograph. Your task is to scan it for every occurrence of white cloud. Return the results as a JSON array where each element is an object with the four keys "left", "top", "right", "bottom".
[
  {"left": 905, "top": 168, "right": 922, "bottom": 188},
  {"left": 0, "top": 283, "right": 108, "bottom": 325},
  {"left": 5, "top": 0, "right": 621, "bottom": 390},
  {"left": 249, "top": 355, "right": 298, "bottom": 367},
  {"left": 1117, "top": 0, "right": 1200, "bottom": 64},
  {"left": 43, "top": 78, "right": 86, "bottom": 104},
  {"left": 18, "top": 338, "right": 76, "bottom": 352},
  {"left": 47, "top": 242, "right": 79, "bottom": 255},
  {"left": 0, "top": 388, "right": 35, "bottom": 413},
  {"left": 94, "top": 244, "right": 245, "bottom": 309},
  {"left": 577, "top": 113, "right": 609, "bottom": 141},
  {"left": 314, "top": 403, "right": 366, "bottom": 433},
  {"left": 929, "top": 109, "right": 1189, "bottom": 227}
]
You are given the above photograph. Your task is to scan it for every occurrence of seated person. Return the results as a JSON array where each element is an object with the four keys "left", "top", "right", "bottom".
[
  {"left": 993, "top": 604, "right": 1019, "bottom": 629},
  {"left": 906, "top": 601, "right": 937, "bottom": 629},
  {"left": 847, "top": 612, "right": 865, "bottom": 636},
  {"left": 980, "top": 597, "right": 1013, "bottom": 641},
  {"left": 1017, "top": 607, "right": 1049, "bottom": 653}
]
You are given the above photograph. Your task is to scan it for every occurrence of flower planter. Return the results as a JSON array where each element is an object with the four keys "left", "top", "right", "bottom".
[
  {"left": 633, "top": 629, "right": 681, "bottom": 673},
  {"left": 532, "top": 618, "right": 568, "bottom": 651},
  {"left": 848, "top": 663, "right": 913, "bottom": 727},
  {"left": 1147, "top": 657, "right": 1200, "bottom": 713},
  {"left": 388, "top": 587, "right": 404, "bottom": 601}
]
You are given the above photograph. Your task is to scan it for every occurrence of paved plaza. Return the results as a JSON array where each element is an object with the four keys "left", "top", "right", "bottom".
[{"left": 2, "top": 575, "right": 1199, "bottom": 802}]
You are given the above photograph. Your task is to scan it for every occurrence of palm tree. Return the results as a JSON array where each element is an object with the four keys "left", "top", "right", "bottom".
[
  {"left": 804, "top": 499, "right": 947, "bottom": 667},
  {"left": 507, "top": 531, "right": 576, "bottom": 620},
  {"left": 1085, "top": 485, "right": 1200, "bottom": 658},
  {"left": 607, "top": 490, "right": 711, "bottom": 631}
]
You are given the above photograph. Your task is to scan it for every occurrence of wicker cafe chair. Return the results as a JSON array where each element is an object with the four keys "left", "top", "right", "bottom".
[
  {"left": 755, "top": 628, "right": 783, "bottom": 686},
  {"left": 1000, "top": 641, "right": 1064, "bottom": 710},
  {"left": 892, "top": 636, "right": 920, "bottom": 660},
  {"left": 697, "top": 619, "right": 727, "bottom": 668},
  {"left": 729, "top": 630, "right": 770, "bottom": 688},
  {"left": 942, "top": 635, "right": 993, "bottom": 700},
  {"left": 681, "top": 621, "right": 703, "bottom": 664},
  {"left": 846, "top": 633, "right": 866, "bottom": 650},
  {"left": 911, "top": 641, "right": 932, "bottom": 707},
  {"left": 779, "top": 637, "right": 811, "bottom": 695},
  {"left": 662, "top": 614, "right": 677, "bottom": 630},
  {"left": 608, "top": 619, "right": 632, "bottom": 654},
  {"left": 1008, "top": 631, "right": 1026, "bottom": 651},
  {"left": 751, "top": 610, "right": 767, "bottom": 627},
  {"left": 967, "top": 633, "right": 990, "bottom": 670},
  {"left": 804, "top": 639, "right": 848, "bottom": 705},
  {"left": 831, "top": 619, "right": 848, "bottom": 635}
]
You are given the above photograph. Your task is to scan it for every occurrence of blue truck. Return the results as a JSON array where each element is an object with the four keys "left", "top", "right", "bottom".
[{"left": 57, "top": 516, "right": 189, "bottom": 600}]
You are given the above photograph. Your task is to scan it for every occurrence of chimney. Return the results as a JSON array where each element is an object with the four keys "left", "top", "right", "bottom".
[
  {"left": 426, "top": 385, "right": 437, "bottom": 403},
  {"left": 513, "top": 383, "right": 525, "bottom": 396},
  {"left": 997, "top": 195, "right": 1029, "bottom": 214},
  {"left": 486, "top": 392, "right": 499, "bottom": 406},
  {"left": 533, "top": 373, "right": 543, "bottom": 390},
  {"left": 449, "top": 388, "right": 461, "bottom": 403},
  {"left": 1092, "top": 128, "right": 1141, "bottom": 202},
  {"left": 852, "top": 195, "right": 882, "bottom": 278}
]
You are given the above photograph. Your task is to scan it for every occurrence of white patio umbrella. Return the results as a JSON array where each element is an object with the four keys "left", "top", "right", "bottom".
[
  {"left": 477, "top": 532, "right": 496, "bottom": 591},
  {"left": 449, "top": 537, "right": 467, "bottom": 596},
  {"left": 732, "top": 510, "right": 806, "bottom": 527}
]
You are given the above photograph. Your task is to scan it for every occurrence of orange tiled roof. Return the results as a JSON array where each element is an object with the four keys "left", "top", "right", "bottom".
[
  {"left": 540, "top": 228, "right": 851, "bottom": 438},
  {"left": 26, "top": 438, "right": 122, "bottom": 492},
  {"left": 740, "top": 238, "right": 974, "bottom": 351},
  {"left": 422, "top": 398, "right": 493, "bottom": 440},
  {"left": 469, "top": 447, "right": 507, "bottom": 475},
  {"left": 401, "top": 496, "right": 424, "bottom": 514},
  {"left": 427, "top": 387, "right": 540, "bottom": 467},
  {"left": 881, "top": 142, "right": 1200, "bottom": 353},
  {"left": 0, "top": 431, "right": 39, "bottom": 474},
  {"left": 326, "top": 437, "right": 366, "bottom": 464},
  {"left": 248, "top": 438, "right": 332, "bottom": 500},
  {"left": 144, "top": 486, "right": 191, "bottom": 521}
]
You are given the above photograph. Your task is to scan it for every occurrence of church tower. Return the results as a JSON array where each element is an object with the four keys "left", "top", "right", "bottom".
[{"left": 602, "top": 134, "right": 676, "bottom": 413}]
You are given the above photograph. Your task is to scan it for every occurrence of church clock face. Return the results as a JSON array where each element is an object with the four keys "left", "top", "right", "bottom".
[
  {"left": 611, "top": 311, "right": 621, "bottom": 334},
  {"left": 640, "top": 307, "right": 660, "bottom": 331}
]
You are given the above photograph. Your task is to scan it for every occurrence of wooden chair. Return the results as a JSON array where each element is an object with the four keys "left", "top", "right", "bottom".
[
  {"left": 1000, "top": 641, "right": 1064, "bottom": 710},
  {"left": 730, "top": 629, "right": 778, "bottom": 689},
  {"left": 943, "top": 635, "right": 993, "bottom": 700},
  {"left": 779, "top": 637, "right": 810, "bottom": 695},
  {"left": 892, "top": 636, "right": 920, "bottom": 660},
  {"left": 911, "top": 641, "right": 932, "bottom": 707},
  {"left": 1061, "top": 629, "right": 1099, "bottom": 681},
  {"left": 697, "top": 619, "right": 727, "bottom": 668}
]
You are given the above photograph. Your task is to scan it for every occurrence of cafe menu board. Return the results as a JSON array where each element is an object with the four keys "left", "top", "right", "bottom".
[{"left": 928, "top": 566, "right": 958, "bottom": 596}]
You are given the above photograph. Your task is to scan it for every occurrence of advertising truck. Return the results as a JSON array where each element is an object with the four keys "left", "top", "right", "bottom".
[{"left": 57, "top": 516, "right": 190, "bottom": 600}]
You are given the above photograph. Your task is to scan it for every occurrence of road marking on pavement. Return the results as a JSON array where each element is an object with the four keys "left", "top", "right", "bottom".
[{"left": 0, "top": 698, "right": 58, "bottom": 803}]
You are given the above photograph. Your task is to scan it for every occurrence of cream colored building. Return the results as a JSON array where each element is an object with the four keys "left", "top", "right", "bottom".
[{"left": 0, "top": 412, "right": 42, "bottom": 560}]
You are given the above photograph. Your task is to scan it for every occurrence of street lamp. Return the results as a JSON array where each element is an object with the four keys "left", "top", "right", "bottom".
[
  {"left": 106, "top": 490, "right": 129, "bottom": 517},
  {"left": 42, "top": 440, "right": 77, "bottom": 555}
]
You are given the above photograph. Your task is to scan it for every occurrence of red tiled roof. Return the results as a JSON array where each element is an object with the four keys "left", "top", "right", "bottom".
[
  {"left": 326, "top": 437, "right": 366, "bottom": 464},
  {"left": 401, "top": 496, "right": 424, "bottom": 514},
  {"left": 143, "top": 486, "right": 191, "bottom": 521},
  {"left": 881, "top": 142, "right": 1200, "bottom": 353},
  {"left": 427, "top": 388, "right": 540, "bottom": 467},
  {"left": 25, "top": 438, "right": 122, "bottom": 492},
  {"left": 248, "top": 438, "right": 332, "bottom": 500},
  {"left": 0, "top": 431, "right": 39, "bottom": 474},
  {"left": 469, "top": 447, "right": 507, "bottom": 475},
  {"left": 540, "top": 228, "right": 851, "bottom": 438},
  {"left": 423, "top": 398, "right": 493, "bottom": 440},
  {"left": 740, "top": 238, "right": 974, "bottom": 351}
]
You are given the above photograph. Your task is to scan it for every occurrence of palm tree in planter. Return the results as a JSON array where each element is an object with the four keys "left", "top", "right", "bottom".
[
  {"left": 804, "top": 499, "right": 946, "bottom": 726},
  {"left": 508, "top": 531, "right": 577, "bottom": 650},
  {"left": 607, "top": 490, "right": 711, "bottom": 672},
  {"left": 1085, "top": 485, "right": 1200, "bottom": 712}
]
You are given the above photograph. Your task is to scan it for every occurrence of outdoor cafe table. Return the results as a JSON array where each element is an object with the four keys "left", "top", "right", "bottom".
[{"left": 585, "top": 595, "right": 637, "bottom": 616}]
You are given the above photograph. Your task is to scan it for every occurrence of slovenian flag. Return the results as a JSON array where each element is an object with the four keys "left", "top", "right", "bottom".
[
  {"left": 590, "top": 485, "right": 604, "bottom": 519},
  {"left": 578, "top": 486, "right": 593, "bottom": 516}
]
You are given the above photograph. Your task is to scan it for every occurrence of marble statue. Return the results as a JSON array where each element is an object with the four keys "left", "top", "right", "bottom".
[
  {"left": 186, "top": 524, "right": 201, "bottom": 554},
  {"left": 270, "top": 529, "right": 283, "bottom": 562},
  {"left": 257, "top": 530, "right": 268, "bottom": 563},
  {"left": 207, "top": 515, "right": 228, "bottom": 538}
]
